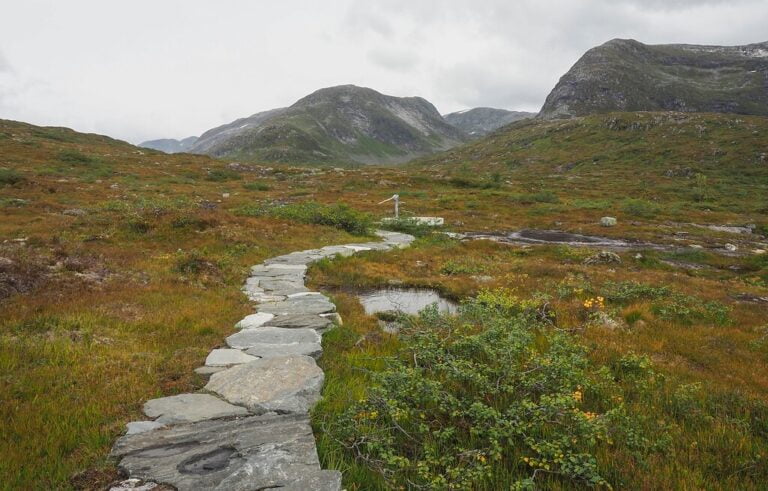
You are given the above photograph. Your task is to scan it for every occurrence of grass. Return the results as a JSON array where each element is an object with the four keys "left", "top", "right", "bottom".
[
  {"left": 1, "top": 111, "right": 768, "bottom": 488},
  {"left": 236, "top": 201, "right": 374, "bottom": 235},
  {"left": 309, "top": 237, "right": 768, "bottom": 489}
]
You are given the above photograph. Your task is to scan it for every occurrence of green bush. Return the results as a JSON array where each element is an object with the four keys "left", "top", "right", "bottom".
[
  {"left": 242, "top": 181, "right": 271, "bottom": 191},
  {"left": 326, "top": 289, "right": 656, "bottom": 488},
  {"left": 237, "top": 201, "right": 372, "bottom": 235},
  {"left": 58, "top": 150, "right": 97, "bottom": 164},
  {"left": 447, "top": 176, "right": 500, "bottom": 189},
  {"left": 601, "top": 281, "right": 670, "bottom": 303},
  {"left": 622, "top": 198, "right": 660, "bottom": 218},
  {"left": 206, "top": 168, "right": 242, "bottom": 181},
  {"left": 440, "top": 259, "right": 486, "bottom": 275},
  {"left": 651, "top": 292, "right": 731, "bottom": 326},
  {"left": 381, "top": 217, "right": 435, "bottom": 237},
  {"left": 0, "top": 169, "right": 25, "bottom": 186}
]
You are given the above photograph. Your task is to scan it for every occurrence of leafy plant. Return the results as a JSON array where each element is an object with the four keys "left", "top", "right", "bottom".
[
  {"left": 622, "top": 198, "right": 660, "bottom": 218},
  {"left": 326, "top": 290, "right": 658, "bottom": 489},
  {"left": 206, "top": 168, "right": 242, "bottom": 181}
]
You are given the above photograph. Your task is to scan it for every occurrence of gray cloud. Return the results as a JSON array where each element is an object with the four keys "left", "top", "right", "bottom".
[
  {"left": 0, "top": 1, "right": 766, "bottom": 143},
  {"left": 0, "top": 49, "right": 11, "bottom": 73},
  {"left": 367, "top": 48, "right": 420, "bottom": 73}
]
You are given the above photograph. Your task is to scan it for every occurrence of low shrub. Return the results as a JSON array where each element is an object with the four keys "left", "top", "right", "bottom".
[
  {"left": 622, "top": 198, "right": 660, "bottom": 218},
  {"left": 242, "top": 181, "right": 271, "bottom": 191},
  {"left": 58, "top": 150, "right": 98, "bottom": 164},
  {"left": 237, "top": 201, "right": 373, "bottom": 235},
  {"left": 206, "top": 168, "right": 242, "bottom": 182},
  {"left": 447, "top": 176, "right": 500, "bottom": 189},
  {"left": 0, "top": 169, "right": 25, "bottom": 186},
  {"left": 325, "top": 290, "right": 658, "bottom": 488},
  {"left": 601, "top": 281, "right": 670, "bottom": 303},
  {"left": 440, "top": 259, "right": 486, "bottom": 275},
  {"left": 381, "top": 217, "right": 435, "bottom": 237}
]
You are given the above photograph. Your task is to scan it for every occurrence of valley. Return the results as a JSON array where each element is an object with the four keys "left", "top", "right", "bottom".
[{"left": 1, "top": 17, "right": 767, "bottom": 489}]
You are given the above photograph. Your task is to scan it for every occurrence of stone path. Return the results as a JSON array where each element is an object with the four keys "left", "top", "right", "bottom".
[{"left": 110, "top": 230, "right": 415, "bottom": 490}]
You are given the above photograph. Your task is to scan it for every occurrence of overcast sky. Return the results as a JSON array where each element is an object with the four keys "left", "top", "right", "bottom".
[{"left": 0, "top": 0, "right": 766, "bottom": 144}]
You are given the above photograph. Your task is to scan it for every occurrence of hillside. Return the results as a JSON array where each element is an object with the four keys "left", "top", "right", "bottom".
[
  {"left": 539, "top": 39, "right": 768, "bottom": 119},
  {"left": 2, "top": 115, "right": 768, "bottom": 489},
  {"left": 190, "top": 85, "right": 467, "bottom": 165},
  {"left": 139, "top": 136, "right": 199, "bottom": 153},
  {"left": 444, "top": 107, "right": 534, "bottom": 137}
]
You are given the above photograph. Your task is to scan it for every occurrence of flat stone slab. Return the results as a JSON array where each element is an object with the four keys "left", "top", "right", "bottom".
[
  {"left": 205, "top": 349, "right": 258, "bottom": 366},
  {"left": 269, "top": 314, "right": 333, "bottom": 331},
  {"left": 257, "top": 296, "right": 335, "bottom": 316},
  {"left": 226, "top": 327, "right": 321, "bottom": 349},
  {"left": 235, "top": 312, "right": 274, "bottom": 329},
  {"left": 205, "top": 355, "right": 324, "bottom": 414},
  {"left": 143, "top": 393, "right": 248, "bottom": 425},
  {"left": 256, "top": 279, "right": 310, "bottom": 295},
  {"left": 245, "top": 342, "right": 323, "bottom": 359},
  {"left": 126, "top": 421, "right": 165, "bottom": 435},
  {"left": 111, "top": 413, "right": 342, "bottom": 491}
]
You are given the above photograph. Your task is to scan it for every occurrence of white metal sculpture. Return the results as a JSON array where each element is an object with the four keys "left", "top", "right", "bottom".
[{"left": 378, "top": 194, "right": 400, "bottom": 219}]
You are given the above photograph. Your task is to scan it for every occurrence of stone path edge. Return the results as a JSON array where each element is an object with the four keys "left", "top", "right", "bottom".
[{"left": 108, "top": 230, "right": 415, "bottom": 491}]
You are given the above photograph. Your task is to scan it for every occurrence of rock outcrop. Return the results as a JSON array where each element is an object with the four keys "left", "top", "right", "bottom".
[{"left": 539, "top": 39, "right": 768, "bottom": 119}]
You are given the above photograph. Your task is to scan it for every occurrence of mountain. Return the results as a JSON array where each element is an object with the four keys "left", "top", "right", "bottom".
[
  {"left": 139, "top": 136, "right": 198, "bottom": 153},
  {"left": 443, "top": 108, "right": 535, "bottom": 137},
  {"left": 189, "top": 85, "right": 467, "bottom": 165},
  {"left": 539, "top": 39, "right": 768, "bottom": 119},
  {"left": 190, "top": 108, "right": 288, "bottom": 154}
]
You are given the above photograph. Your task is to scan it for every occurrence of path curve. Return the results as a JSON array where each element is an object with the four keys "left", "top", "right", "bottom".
[{"left": 109, "top": 230, "right": 415, "bottom": 491}]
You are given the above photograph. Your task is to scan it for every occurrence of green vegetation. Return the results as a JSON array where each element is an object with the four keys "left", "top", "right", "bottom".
[
  {"left": 2, "top": 109, "right": 768, "bottom": 489},
  {"left": 0, "top": 169, "right": 25, "bottom": 186},
  {"left": 237, "top": 201, "right": 373, "bottom": 235}
]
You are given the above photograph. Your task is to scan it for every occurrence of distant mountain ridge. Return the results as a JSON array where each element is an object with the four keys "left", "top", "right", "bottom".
[
  {"left": 189, "top": 85, "right": 467, "bottom": 165},
  {"left": 139, "top": 136, "right": 198, "bottom": 153},
  {"left": 539, "top": 38, "right": 768, "bottom": 119},
  {"left": 444, "top": 108, "right": 535, "bottom": 137}
]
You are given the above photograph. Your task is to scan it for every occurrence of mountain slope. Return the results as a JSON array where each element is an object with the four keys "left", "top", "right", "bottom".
[
  {"left": 192, "top": 85, "right": 467, "bottom": 165},
  {"left": 539, "top": 39, "right": 768, "bottom": 119},
  {"left": 444, "top": 107, "right": 534, "bottom": 137},
  {"left": 139, "top": 136, "right": 198, "bottom": 153}
]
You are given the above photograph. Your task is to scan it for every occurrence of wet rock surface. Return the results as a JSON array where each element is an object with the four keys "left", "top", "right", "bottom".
[{"left": 112, "top": 230, "right": 414, "bottom": 489}]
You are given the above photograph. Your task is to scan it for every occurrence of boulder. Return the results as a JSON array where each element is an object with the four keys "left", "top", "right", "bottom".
[
  {"left": 583, "top": 250, "right": 622, "bottom": 265},
  {"left": 600, "top": 217, "right": 617, "bottom": 227},
  {"left": 205, "top": 355, "right": 324, "bottom": 414},
  {"left": 143, "top": 393, "right": 248, "bottom": 425},
  {"left": 111, "top": 414, "right": 341, "bottom": 491}
]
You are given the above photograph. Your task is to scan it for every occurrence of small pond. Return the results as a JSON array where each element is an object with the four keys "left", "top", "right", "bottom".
[{"left": 358, "top": 288, "right": 459, "bottom": 316}]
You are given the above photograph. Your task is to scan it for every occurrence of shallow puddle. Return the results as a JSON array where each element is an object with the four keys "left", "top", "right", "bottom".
[{"left": 358, "top": 288, "right": 458, "bottom": 316}]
